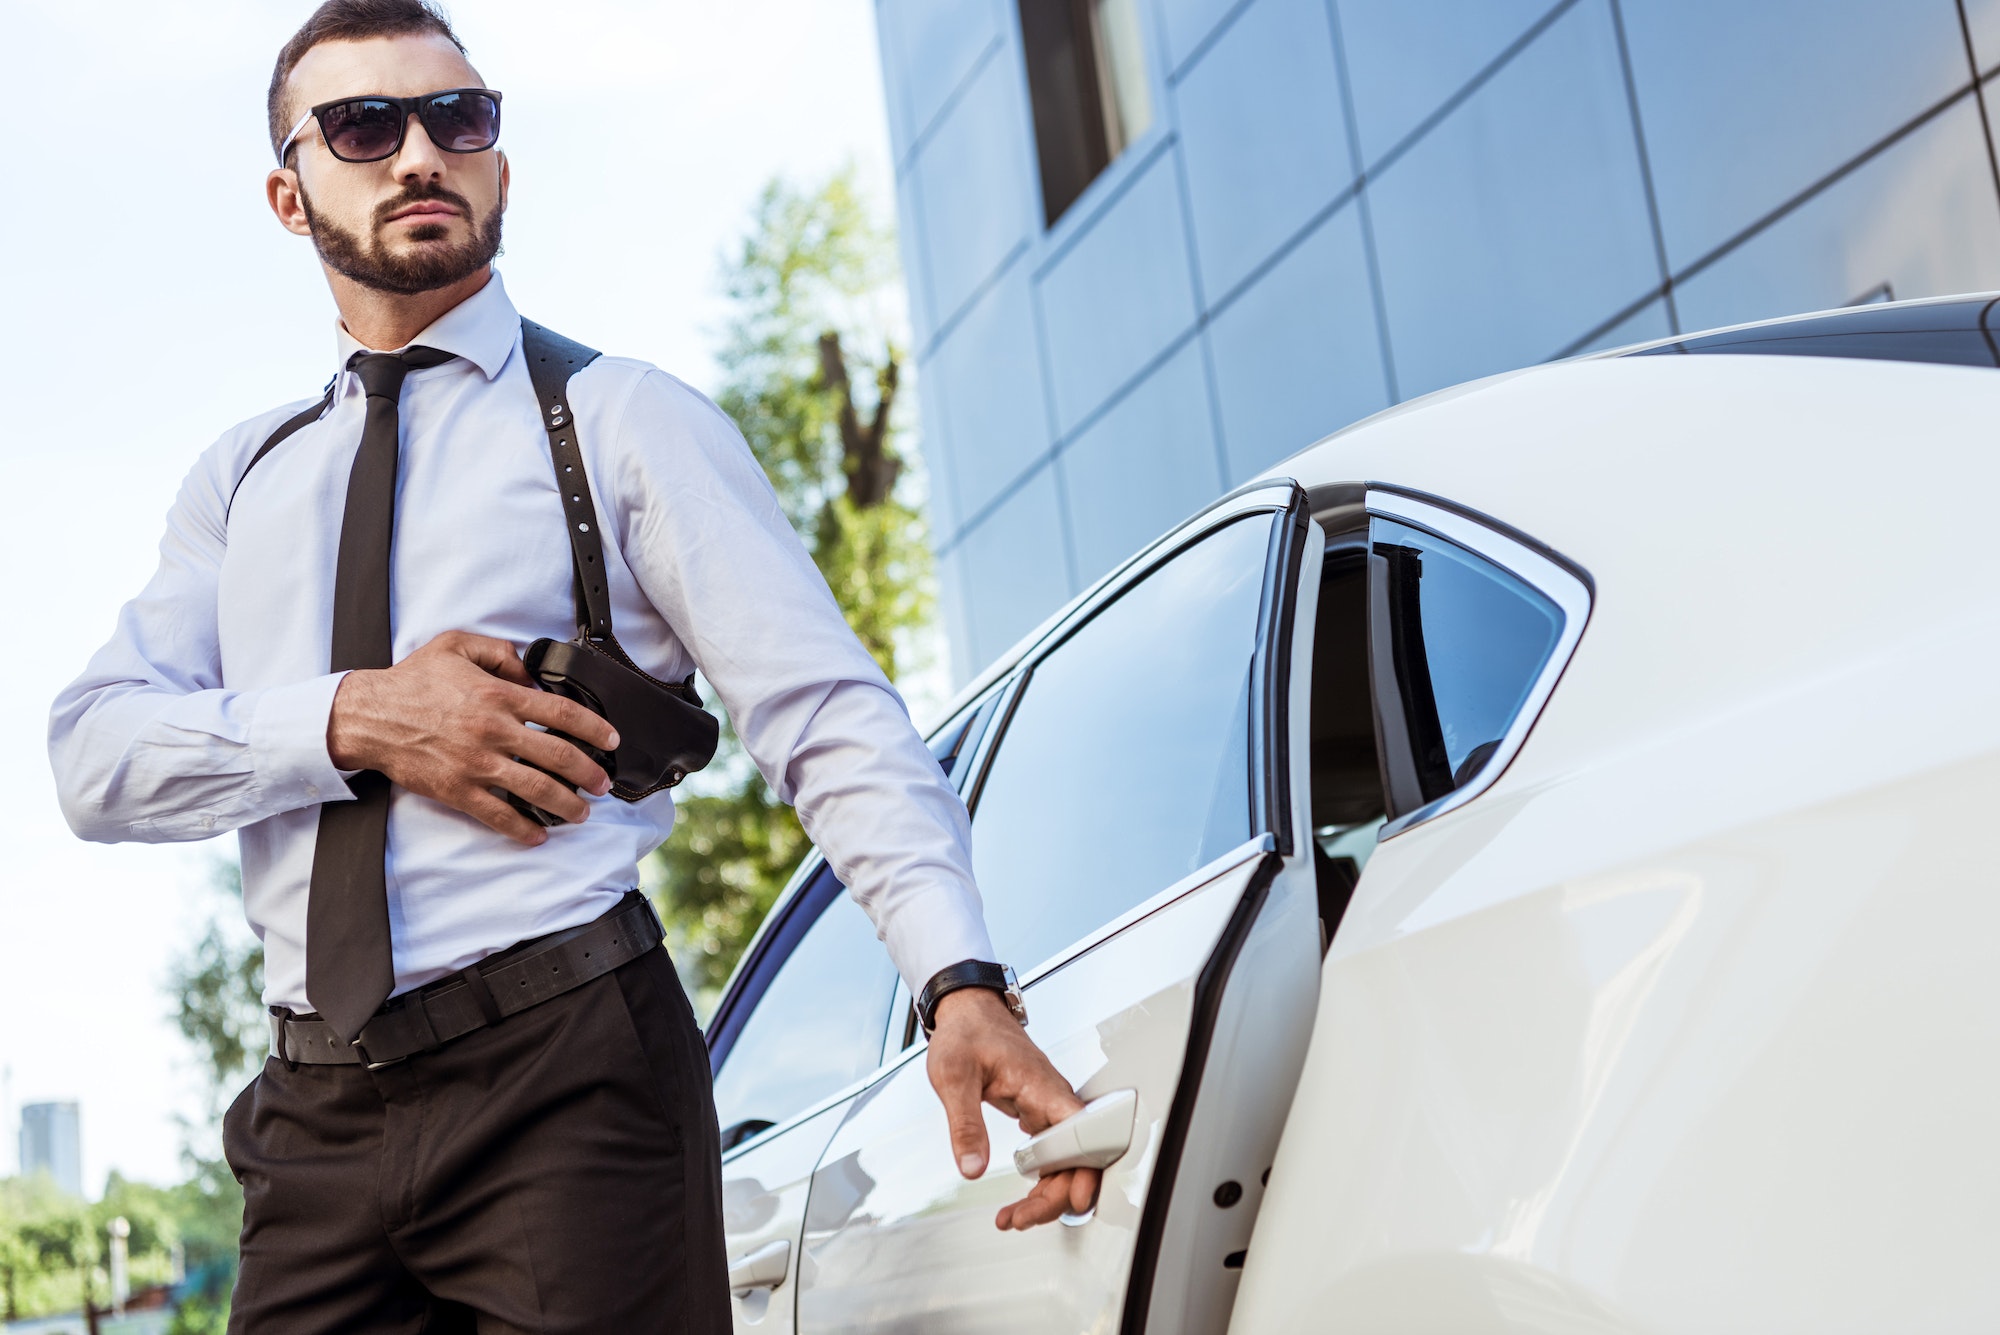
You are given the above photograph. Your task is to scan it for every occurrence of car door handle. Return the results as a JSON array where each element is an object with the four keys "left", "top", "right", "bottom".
[
  {"left": 1014, "top": 1088, "right": 1138, "bottom": 1178},
  {"left": 727, "top": 1238, "right": 790, "bottom": 1292}
]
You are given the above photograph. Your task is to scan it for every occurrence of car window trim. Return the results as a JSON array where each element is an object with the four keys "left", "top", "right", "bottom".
[
  {"left": 1364, "top": 488, "right": 1592, "bottom": 840},
  {"left": 1250, "top": 500, "right": 1312, "bottom": 855},
  {"left": 941, "top": 482, "right": 1301, "bottom": 716}
]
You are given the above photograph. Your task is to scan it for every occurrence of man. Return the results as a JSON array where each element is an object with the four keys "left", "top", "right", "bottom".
[{"left": 47, "top": 1, "right": 1095, "bottom": 1329}]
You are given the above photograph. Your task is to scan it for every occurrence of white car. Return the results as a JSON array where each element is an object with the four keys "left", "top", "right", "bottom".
[{"left": 703, "top": 293, "right": 2000, "bottom": 1334}]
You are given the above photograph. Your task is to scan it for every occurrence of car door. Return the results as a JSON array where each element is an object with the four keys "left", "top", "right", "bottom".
[
  {"left": 794, "top": 483, "right": 1328, "bottom": 1334},
  {"left": 707, "top": 700, "right": 1000, "bottom": 1333}
]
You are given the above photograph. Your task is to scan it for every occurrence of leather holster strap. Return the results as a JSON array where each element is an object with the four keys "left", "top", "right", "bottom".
[{"left": 271, "top": 892, "right": 664, "bottom": 1069}]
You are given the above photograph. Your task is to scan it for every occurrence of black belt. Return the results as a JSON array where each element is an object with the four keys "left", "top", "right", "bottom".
[{"left": 271, "top": 892, "right": 664, "bottom": 1069}]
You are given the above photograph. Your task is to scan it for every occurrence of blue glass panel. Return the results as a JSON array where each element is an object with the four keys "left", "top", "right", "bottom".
[
  {"left": 911, "top": 361, "right": 963, "bottom": 538},
  {"left": 879, "top": 0, "right": 1006, "bottom": 145},
  {"left": 933, "top": 260, "right": 1055, "bottom": 522},
  {"left": 1968, "top": 0, "right": 2000, "bottom": 71},
  {"left": 1037, "top": 150, "right": 1202, "bottom": 431},
  {"left": 1334, "top": 0, "right": 1558, "bottom": 167},
  {"left": 1620, "top": 0, "right": 1968, "bottom": 270},
  {"left": 1058, "top": 339, "right": 1224, "bottom": 586},
  {"left": 971, "top": 515, "right": 1271, "bottom": 970},
  {"left": 895, "top": 177, "right": 937, "bottom": 346},
  {"left": 936, "top": 547, "right": 979, "bottom": 688},
  {"left": 1372, "top": 517, "right": 1562, "bottom": 795},
  {"left": 915, "top": 51, "right": 1037, "bottom": 331},
  {"left": 1206, "top": 203, "right": 1389, "bottom": 483},
  {"left": 1673, "top": 100, "right": 2000, "bottom": 334},
  {"left": 956, "top": 464, "right": 1075, "bottom": 668},
  {"left": 1156, "top": 0, "right": 1254, "bottom": 73},
  {"left": 1563, "top": 295, "right": 1672, "bottom": 358},
  {"left": 1368, "top": 0, "right": 1658, "bottom": 397},
  {"left": 1175, "top": 0, "right": 1353, "bottom": 302}
]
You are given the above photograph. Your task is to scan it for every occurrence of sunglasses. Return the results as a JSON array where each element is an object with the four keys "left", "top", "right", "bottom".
[{"left": 278, "top": 88, "right": 503, "bottom": 166}]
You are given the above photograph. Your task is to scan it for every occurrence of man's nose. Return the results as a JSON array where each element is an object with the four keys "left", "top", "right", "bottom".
[{"left": 389, "top": 110, "right": 446, "bottom": 181}]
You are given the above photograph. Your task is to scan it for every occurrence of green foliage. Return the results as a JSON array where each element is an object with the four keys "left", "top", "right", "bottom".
[
  {"left": 0, "top": 1171, "right": 194, "bottom": 1320},
  {"left": 0, "top": 1173, "right": 93, "bottom": 1318},
  {"left": 168, "top": 861, "right": 266, "bottom": 1096},
  {"left": 648, "top": 167, "right": 932, "bottom": 994},
  {"left": 154, "top": 858, "right": 262, "bottom": 1328}
]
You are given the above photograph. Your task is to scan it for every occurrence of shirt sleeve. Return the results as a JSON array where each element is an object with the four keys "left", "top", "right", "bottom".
[
  {"left": 47, "top": 438, "right": 355, "bottom": 844},
  {"left": 609, "top": 369, "right": 997, "bottom": 994}
]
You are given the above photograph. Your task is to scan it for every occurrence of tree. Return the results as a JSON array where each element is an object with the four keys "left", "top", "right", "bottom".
[
  {"left": 647, "top": 168, "right": 932, "bottom": 998},
  {"left": 163, "top": 859, "right": 263, "bottom": 1330}
]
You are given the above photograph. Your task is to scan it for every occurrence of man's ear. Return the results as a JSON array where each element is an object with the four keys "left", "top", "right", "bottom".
[
  {"left": 496, "top": 150, "right": 510, "bottom": 213},
  {"left": 267, "top": 166, "right": 315, "bottom": 238}
]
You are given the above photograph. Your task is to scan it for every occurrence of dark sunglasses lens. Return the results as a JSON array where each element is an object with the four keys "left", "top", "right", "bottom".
[
  {"left": 319, "top": 100, "right": 403, "bottom": 161},
  {"left": 421, "top": 92, "right": 500, "bottom": 152}
]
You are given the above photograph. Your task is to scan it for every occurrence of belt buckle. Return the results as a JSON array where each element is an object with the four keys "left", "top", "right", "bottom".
[{"left": 349, "top": 1036, "right": 407, "bottom": 1071}]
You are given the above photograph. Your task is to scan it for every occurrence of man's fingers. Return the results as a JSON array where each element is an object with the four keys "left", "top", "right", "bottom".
[
  {"left": 927, "top": 1051, "right": 991, "bottom": 1179},
  {"left": 1012, "top": 1069, "right": 1086, "bottom": 1136},
  {"left": 511, "top": 729, "right": 612, "bottom": 796},
  {"left": 436, "top": 631, "right": 534, "bottom": 686},
  {"left": 494, "top": 762, "right": 591, "bottom": 826},
  {"left": 1072, "top": 1159, "right": 1104, "bottom": 1215},
  {"left": 516, "top": 691, "right": 621, "bottom": 755},
  {"left": 458, "top": 789, "right": 550, "bottom": 846},
  {"left": 995, "top": 1174, "right": 1075, "bottom": 1231}
]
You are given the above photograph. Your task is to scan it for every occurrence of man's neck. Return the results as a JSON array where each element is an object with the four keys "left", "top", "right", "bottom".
[{"left": 330, "top": 265, "right": 492, "bottom": 351}]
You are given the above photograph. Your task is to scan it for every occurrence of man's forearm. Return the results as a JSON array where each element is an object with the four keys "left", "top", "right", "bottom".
[{"left": 49, "top": 672, "right": 353, "bottom": 843}]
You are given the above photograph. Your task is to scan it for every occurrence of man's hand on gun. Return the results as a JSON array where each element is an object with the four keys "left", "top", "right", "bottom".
[
  {"left": 327, "top": 630, "right": 617, "bottom": 844},
  {"left": 927, "top": 986, "right": 1103, "bottom": 1230}
]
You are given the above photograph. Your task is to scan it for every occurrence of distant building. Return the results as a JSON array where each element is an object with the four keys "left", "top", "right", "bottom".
[
  {"left": 20, "top": 1101, "right": 82, "bottom": 1197},
  {"left": 876, "top": 0, "right": 2000, "bottom": 683}
]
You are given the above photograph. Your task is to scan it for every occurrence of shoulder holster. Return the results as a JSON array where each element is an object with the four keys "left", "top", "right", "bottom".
[{"left": 235, "top": 318, "right": 719, "bottom": 805}]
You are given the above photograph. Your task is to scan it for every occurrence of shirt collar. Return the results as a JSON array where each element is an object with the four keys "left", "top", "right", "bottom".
[{"left": 333, "top": 268, "right": 520, "bottom": 381}]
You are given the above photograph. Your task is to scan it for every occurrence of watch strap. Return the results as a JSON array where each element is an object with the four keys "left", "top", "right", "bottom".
[{"left": 917, "top": 959, "right": 1019, "bottom": 1035}]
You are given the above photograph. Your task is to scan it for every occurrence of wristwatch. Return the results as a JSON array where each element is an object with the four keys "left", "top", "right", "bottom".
[{"left": 917, "top": 960, "right": 1028, "bottom": 1036}]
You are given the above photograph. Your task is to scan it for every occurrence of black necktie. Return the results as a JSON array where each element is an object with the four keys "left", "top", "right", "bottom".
[{"left": 305, "top": 346, "right": 456, "bottom": 1044}]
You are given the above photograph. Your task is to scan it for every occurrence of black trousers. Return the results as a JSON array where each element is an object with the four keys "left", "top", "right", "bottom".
[{"left": 222, "top": 943, "right": 731, "bottom": 1334}]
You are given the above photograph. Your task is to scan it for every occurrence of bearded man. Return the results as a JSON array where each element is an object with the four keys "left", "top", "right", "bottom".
[{"left": 47, "top": 2, "right": 1094, "bottom": 1329}]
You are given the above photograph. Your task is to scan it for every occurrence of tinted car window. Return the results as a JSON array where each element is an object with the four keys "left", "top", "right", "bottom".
[
  {"left": 1372, "top": 517, "right": 1562, "bottom": 806},
  {"left": 969, "top": 515, "right": 1273, "bottom": 972},
  {"left": 710, "top": 877, "right": 898, "bottom": 1140}
]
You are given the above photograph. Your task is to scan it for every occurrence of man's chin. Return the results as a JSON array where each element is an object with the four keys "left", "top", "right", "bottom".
[{"left": 395, "top": 222, "right": 457, "bottom": 245}]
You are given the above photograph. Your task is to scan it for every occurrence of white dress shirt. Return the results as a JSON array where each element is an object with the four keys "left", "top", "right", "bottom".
[{"left": 49, "top": 272, "right": 994, "bottom": 1010}]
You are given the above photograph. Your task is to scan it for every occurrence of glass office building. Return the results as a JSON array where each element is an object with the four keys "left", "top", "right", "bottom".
[{"left": 876, "top": 0, "right": 2000, "bottom": 682}]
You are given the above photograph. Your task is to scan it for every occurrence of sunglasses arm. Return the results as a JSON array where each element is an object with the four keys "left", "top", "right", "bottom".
[{"left": 276, "top": 109, "right": 315, "bottom": 167}]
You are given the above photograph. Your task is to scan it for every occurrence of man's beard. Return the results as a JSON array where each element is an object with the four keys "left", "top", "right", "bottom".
[{"left": 300, "top": 181, "right": 502, "bottom": 295}]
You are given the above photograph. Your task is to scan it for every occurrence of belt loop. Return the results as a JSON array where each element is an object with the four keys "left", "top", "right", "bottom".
[
  {"left": 460, "top": 965, "right": 505, "bottom": 1027},
  {"left": 272, "top": 1006, "right": 298, "bottom": 1072}
]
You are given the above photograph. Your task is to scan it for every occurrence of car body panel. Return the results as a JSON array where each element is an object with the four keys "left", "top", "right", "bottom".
[
  {"left": 1230, "top": 350, "right": 2000, "bottom": 1330},
  {"left": 721, "top": 1103, "right": 845, "bottom": 1331},
  {"left": 794, "top": 844, "right": 1262, "bottom": 1332},
  {"left": 793, "top": 498, "right": 1327, "bottom": 1333}
]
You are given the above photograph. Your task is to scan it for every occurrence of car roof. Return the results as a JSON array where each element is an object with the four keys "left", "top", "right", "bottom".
[
  {"left": 934, "top": 291, "right": 2000, "bottom": 730},
  {"left": 1611, "top": 291, "right": 2000, "bottom": 369}
]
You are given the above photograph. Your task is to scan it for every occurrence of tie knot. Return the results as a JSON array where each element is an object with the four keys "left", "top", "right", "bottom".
[{"left": 347, "top": 345, "right": 456, "bottom": 400}]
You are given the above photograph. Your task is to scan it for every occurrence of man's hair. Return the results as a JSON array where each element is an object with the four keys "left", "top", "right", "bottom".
[{"left": 268, "top": 0, "right": 467, "bottom": 159}]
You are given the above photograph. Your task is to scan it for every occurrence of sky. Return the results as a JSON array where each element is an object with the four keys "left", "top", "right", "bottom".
[{"left": 0, "top": 0, "right": 903, "bottom": 1192}]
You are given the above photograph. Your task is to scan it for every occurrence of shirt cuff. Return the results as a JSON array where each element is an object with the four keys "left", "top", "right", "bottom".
[
  {"left": 878, "top": 883, "right": 1000, "bottom": 998},
  {"left": 249, "top": 671, "right": 354, "bottom": 809}
]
